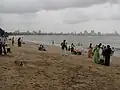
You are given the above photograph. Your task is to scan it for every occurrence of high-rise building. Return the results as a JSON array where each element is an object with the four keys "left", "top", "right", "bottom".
[
  {"left": 114, "top": 31, "right": 119, "bottom": 36},
  {"left": 98, "top": 32, "right": 102, "bottom": 36},
  {"left": 90, "top": 30, "right": 96, "bottom": 36},
  {"left": 33, "top": 31, "right": 37, "bottom": 35},
  {"left": 14, "top": 30, "right": 20, "bottom": 34},
  {"left": 26, "top": 30, "right": 30, "bottom": 34},
  {"left": 38, "top": 30, "right": 41, "bottom": 34},
  {"left": 84, "top": 30, "right": 89, "bottom": 36}
]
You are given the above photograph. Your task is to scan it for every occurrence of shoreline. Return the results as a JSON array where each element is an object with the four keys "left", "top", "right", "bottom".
[
  {"left": 24, "top": 40, "right": 119, "bottom": 57},
  {"left": 9, "top": 35, "right": 120, "bottom": 57}
]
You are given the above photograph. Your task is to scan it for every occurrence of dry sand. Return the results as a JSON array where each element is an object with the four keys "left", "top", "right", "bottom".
[{"left": 0, "top": 43, "right": 120, "bottom": 90}]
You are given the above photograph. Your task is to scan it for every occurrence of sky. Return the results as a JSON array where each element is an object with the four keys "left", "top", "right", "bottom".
[{"left": 0, "top": 0, "right": 120, "bottom": 33}]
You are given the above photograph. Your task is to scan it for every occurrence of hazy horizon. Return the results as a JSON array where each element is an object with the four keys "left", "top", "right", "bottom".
[{"left": 0, "top": 0, "right": 120, "bottom": 33}]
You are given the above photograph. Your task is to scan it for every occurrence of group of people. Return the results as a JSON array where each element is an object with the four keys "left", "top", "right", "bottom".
[
  {"left": 12, "top": 37, "right": 23, "bottom": 47},
  {"left": 60, "top": 40, "right": 82, "bottom": 55},
  {"left": 0, "top": 36, "right": 23, "bottom": 55},
  {"left": 60, "top": 40, "right": 114, "bottom": 66},
  {"left": 61, "top": 40, "right": 75, "bottom": 52},
  {"left": 88, "top": 43, "right": 114, "bottom": 66}
]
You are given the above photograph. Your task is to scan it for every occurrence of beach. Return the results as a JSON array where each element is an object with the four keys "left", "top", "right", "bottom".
[{"left": 0, "top": 42, "right": 120, "bottom": 90}]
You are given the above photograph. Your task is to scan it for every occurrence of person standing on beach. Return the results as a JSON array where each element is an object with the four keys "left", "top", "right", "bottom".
[
  {"left": 93, "top": 43, "right": 102, "bottom": 64},
  {"left": 71, "top": 43, "right": 75, "bottom": 53},
  {"left": 18, "top": 37, "right": 21, "bottom": 47},
  {"left": 104, "top": 45, "right": 112, "bottom": 66},
  {"left": 12, "top": 37, "right": 14, "bottom": 46},
  {"left": 88, "top": 43, "right": 93, "bottom": 58},
  {"left": 61, "top": 40, "right": 67, "bottom": 55}
]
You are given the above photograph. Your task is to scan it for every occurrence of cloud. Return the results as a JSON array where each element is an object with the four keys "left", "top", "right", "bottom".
[
  {"left": 62, "top": 3, "right": 120, "bottom": 24},
  {"left": 0, "top": 0, "right": 118, "bottom": 13},
  {"left": 0, "top": 0, "right": 120, "bottom": 33}
]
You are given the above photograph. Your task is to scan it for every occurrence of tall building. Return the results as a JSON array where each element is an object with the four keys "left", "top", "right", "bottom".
[
  {"left": 33, "top": 31, "right": 37, "bottom": 35},
  {"left": 26, "top": 30, "right": 30, "bottom": 34},
  {"left": 84, "top": 30, "right": 89, "bottom": 36},
  {"left": 114, "top": 31, "right": 119, "bottom": 36},
  {"left": 90, "top": 30, "right": 96, "bottom": 36},
  {"left": 98, "top": 32, "right": 102, "bottom": 36},
  {"left": 38, "top": 30, "right": 41, "bottom": 34},
  {"left": 14, "top": 30, "right": 20, "bottom": 34}
]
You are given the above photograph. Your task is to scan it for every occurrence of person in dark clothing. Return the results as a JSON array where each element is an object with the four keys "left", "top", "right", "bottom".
[
  {"left": 98, "top": 43, "right": 102, "bottom": 48},
  {"left": 71, "top": 43, "right": 75, "bottom": 53},
  {"left": 61, "top": 40, "right": 68, "bottom": 55},
  {"left": 18, "top": 38, "right": 21, "bottom": 47},
  {"left": 68, "top": 46, "right": 71, "bottom": 51},
  {"left": 104, "top": 45, "right": 112, "bottom": 66},
  {"left": 61, "top": 40, "right": 67, "bottom": 51},
  {"left": 38, "top": 44, "right": 46, "bottom": 51},
  {"left": 102, "top": 46, "right": 106, "bottom": 57}
]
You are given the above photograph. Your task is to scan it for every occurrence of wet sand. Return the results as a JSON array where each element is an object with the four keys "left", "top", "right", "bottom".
[{"left": 0, "top": 43, "right": 120, "bottom": 90}]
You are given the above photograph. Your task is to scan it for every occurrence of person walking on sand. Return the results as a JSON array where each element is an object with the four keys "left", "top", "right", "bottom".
[
  {"left": 61, "top": 40, "right": 67, "bottom": 55},
  {"left": 12, "top": 37, "right": 14, "bottom": 46},
  {"left": 18, "top": 37, "right": 21, "bottom": 47},
  {"left": 93, "top": 43, "right": 102, "bottom": 64},
  {"left": 104, "top": 45, "right": 112, "bottom": 66},
  {"left": 88, "top": 43, "right": 93, "bottom": 58}
]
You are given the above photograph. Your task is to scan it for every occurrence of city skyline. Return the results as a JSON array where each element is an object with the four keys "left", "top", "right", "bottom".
[{"left": 9, "top": 29, "right": 120, "bottom": 36}]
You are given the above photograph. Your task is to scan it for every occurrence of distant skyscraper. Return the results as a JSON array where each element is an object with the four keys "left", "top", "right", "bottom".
[
  {"left": 114, "top": 31, "right": 119, "bottom": 35},
  {"left": 79, "top": 32, "right": 83, "bottom": 35},
  {"left": 26, "top": 30, "right": 30, "bottom": 34},
  {"left": 14, "top": 30, "right": 20, "bottom": 34},
  {"left": 98, "top": 32, "right": 102, "bottom": 36},
  {"left": 90, "top": 30, "right": 96, "bottom": 36},
  {"left": 33, "top": 31, "right": 37, "bottom": 35},
  {"left": 39, "top": 30, "right": 41, "bottom": 34},
  {"left": 84, "top": 30, "right": 89, "bottom": 36}
]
